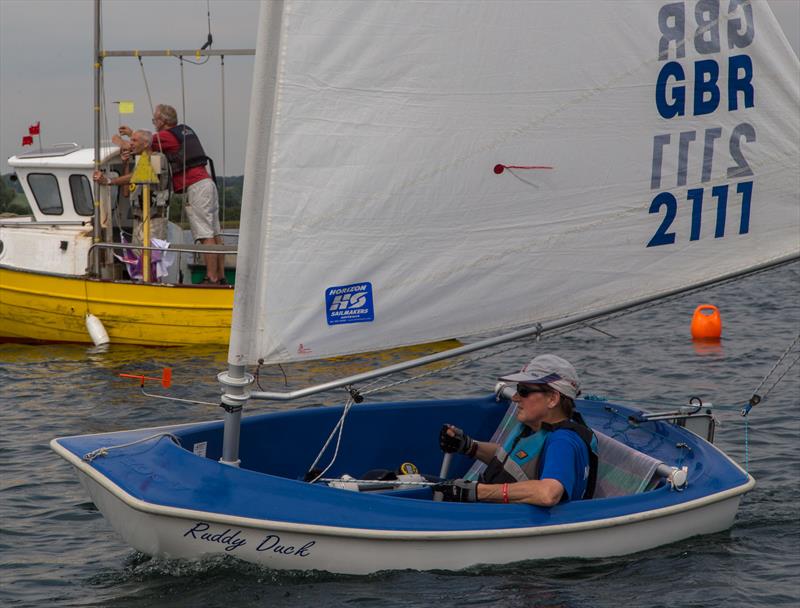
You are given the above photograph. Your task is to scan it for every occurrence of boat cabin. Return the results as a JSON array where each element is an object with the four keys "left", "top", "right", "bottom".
[
  {"left": 7, "top": 143, "right": 119, "bottom": 223},
  {"left": 2, "top": 144, "right": 129, "bottom": 277},
  {"left": 2, "top": 144, "right": 192, "bottom": 281}
]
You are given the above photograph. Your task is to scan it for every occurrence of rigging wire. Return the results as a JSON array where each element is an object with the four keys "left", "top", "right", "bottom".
[
  {"left": 133, "top": 55, "right": 165, "bottom": 171},
  {"left": 178, "top": 56, "right": 189, "bottom": 232},
  {"left": 139, "top": 385, "right": 220, "bottom": 406},
  {"left": 203, "top": 0, "right": 213, "bottom": 49},
  {"left": 179, "top": 56, "right": 187, "bottom": 174},
  {"left": 181, "top": 55, "right": 211, "bottom": 66},
  {"left": 220, "top": 54, "right": 227, "bottom": 226},
  {"left": 254, "top": 360, "right": 288, "bottom": 391},
  {"left": 741, "top": 333, "right": 800, "bottom": 416},
  {"left": 181, "top": 0, "right": 213, "bottom": 65},
  {"left": 96, "top": 16, "right": 126, "bottom": 265},
  {"left": 744, "top": 416, "right": 749, "bottom": 473},
  {"left": 307, "top": 395, "right": 356, "bottom": 483},
  {"left": 137, "top": 56, "right": 156, "bottom": 118}
]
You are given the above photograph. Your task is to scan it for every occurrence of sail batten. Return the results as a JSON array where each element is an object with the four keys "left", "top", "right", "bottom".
[{"left": 230, "top": 0, "right": 800, "bottom": 366}]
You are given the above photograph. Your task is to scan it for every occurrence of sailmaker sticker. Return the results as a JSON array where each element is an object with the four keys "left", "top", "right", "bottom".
[{"left": 325, "top": 282, "right": 374, "bottom": 326}]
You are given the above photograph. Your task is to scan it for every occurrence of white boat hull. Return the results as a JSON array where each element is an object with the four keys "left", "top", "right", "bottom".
[{"left": 75, "top": 467, "right": 748, "bottom": 574}]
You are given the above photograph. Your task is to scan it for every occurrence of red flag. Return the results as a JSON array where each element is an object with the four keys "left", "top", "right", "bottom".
[
  {"left": 22, "top": 135, "right": 33, "bottom": 146},
  {"left": 29, "top": 122, "right": 40, "bottom": 135}
]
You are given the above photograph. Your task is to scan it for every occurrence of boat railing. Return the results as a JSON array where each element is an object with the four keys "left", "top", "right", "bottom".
[
  {"left": 88, "top": 241, "right": 238, "bottom": 260},
  {"left": 87, "top": 241, "right": 238, "bottom": 280},
  {"left": 0, "top": 219, "right": 90, "bottom": 227}
]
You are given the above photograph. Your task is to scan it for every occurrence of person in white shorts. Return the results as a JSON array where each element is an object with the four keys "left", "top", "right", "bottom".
[
  {"left": 185, "top": 178, "right": 224, "bottom": 282},
  {"left": 145, "top": 104, "right": 226, "bottom": 284}
]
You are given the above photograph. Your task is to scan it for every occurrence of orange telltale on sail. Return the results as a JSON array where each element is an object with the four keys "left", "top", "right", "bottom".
[{"left": 691, "top": 305, "right": 722, "bottom": 340}]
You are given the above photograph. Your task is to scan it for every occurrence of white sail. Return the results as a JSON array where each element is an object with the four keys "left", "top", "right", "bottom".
[{"left": 230, "top": 0, "right": 799, "bottom": 366}]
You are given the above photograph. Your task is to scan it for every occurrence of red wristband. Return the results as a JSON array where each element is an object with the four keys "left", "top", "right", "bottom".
[{"left": 502, "top": 483, "right": 509, "bottom": 504}]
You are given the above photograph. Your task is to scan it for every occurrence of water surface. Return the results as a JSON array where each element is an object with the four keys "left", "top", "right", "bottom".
[{"left": 1, "top": 264, "right": 798, "bottom": 607}]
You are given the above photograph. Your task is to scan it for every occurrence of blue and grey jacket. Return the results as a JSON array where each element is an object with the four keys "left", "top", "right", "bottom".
[{"left": 480, "top": 412, "right": 598, "bottom": 499}]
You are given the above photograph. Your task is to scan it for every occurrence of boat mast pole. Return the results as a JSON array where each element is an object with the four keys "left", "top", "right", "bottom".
[
  {"left": 217, "top": 0, "right": 284, "bottom": 468},
  {"left": 92, "top": 0, "right": 102, "bottom": 276},
  {"left": 217, "top": 365, "right": 254, "bottom": 467}
]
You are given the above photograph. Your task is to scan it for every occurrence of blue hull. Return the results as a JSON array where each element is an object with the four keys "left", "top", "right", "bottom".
[{"left": 53, "top": 396, "right": 751, "bottom": 533}]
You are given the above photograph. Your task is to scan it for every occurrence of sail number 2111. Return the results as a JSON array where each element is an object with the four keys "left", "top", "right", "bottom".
[{"left": 646, "top": 181, "right": 753, "bottom": 247}]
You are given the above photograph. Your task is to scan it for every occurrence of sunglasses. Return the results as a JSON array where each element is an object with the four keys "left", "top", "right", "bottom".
[{"left": 516, "top": 384, "right": 550, "bottom": 398}]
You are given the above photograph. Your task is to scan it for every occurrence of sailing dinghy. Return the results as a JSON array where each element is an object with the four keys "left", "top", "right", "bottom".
[{"left": 52, "top": 0, "right": 799, "bottom": 573}]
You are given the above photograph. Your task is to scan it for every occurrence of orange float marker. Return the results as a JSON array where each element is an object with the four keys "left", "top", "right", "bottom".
[
  {"left": 119, "top": 367, "right": 172, "bottom": 388},
  {"left": 691, "top": 305, "right": 722, "bottom": 340}
]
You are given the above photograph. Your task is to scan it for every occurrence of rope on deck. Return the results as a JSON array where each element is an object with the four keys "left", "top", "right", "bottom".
[{"left": 82, "top": 432, "right": 181, "bottom": 462}]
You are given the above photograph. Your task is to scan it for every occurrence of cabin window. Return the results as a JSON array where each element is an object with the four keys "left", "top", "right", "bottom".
[
  {"left": 27, "top": 173, "right": 63, "bottom": 215},
  {"left": 69, "top": 174, "right": 94, "bottom": 216}
]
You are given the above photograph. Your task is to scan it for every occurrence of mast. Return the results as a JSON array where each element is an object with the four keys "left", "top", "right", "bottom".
[{"left": 218, "top": 0, "right": 284, "bottom": 467}]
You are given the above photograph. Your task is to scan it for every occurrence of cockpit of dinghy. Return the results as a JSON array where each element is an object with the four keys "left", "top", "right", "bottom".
[
  {"left": 174, "top": 395, "right": 505, "bottom": 481},
  {"left": 169, "top": 395, "right": 706, "bottom": 501}
]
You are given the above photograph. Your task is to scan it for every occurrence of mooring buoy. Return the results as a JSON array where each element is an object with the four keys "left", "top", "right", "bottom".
[{"left": 691, "top": 304, "right": 722, "bottom": 340}]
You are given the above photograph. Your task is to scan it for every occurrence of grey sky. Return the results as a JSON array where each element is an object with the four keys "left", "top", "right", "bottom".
[
  {"left": 2, "top": 0, "right": 798, "bottom": 175},
  {"left": 1, "top": 0, "right": 260, "bottom": 175}
]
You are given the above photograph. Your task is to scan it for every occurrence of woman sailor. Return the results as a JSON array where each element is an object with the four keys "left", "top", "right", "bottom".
[{"left": 435, "top": 354, "right": 598, "bottom": 506}]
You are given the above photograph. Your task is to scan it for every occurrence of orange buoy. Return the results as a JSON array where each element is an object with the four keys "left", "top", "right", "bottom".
[{"left": 691, "top": 304, "right": 722, "bottom": 340}]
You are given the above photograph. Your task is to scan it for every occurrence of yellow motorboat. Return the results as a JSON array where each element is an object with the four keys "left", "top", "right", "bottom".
[{"left": 0, "top": 144, "right": 234, "bottom": 346}]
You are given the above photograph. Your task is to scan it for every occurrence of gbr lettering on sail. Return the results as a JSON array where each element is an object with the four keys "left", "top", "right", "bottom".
[{"left": 647, "top": 0, "right": 755, "bottom": 248}]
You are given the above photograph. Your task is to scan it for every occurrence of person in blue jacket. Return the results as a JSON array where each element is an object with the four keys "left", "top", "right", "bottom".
[{"left": 435, "top": 354, "right": 598, "bottom": 506}]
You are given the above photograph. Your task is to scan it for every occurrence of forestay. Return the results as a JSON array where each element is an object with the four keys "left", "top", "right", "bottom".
[{"left": 230, "top": 0, "right": 800, "bottom": 366}]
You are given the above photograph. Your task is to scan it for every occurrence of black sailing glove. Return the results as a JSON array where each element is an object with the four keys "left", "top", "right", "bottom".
[
  {"left": 434, "top": 479, "right": 478, "bottom": 502},
  {"left": 439, "top": 424, "right": 475, "bottom": 455}
]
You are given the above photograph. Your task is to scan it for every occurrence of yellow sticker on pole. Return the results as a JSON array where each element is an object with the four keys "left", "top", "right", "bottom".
[
  {"left": 118, "top": 101, "right": 135, "bottom": 114},
  {"left": 131, "top": 151, "right": 158, "bottom": 184}
]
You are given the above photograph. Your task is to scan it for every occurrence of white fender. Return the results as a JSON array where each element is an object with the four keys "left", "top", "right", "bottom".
[{"left": 85, "top": 313, "right": 110, "bottom": 346}]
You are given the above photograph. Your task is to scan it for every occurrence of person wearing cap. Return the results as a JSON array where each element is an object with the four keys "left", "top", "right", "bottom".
[{"left": 434, "top": 354, "right": 598, "bottom": 506}]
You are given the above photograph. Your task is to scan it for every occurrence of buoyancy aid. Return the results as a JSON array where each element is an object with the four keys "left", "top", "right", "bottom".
[
  {"left": 165, "top": 124, "right": 209, "bottom": 175},
  {"left": 480, "top": 412, "right": 599, "bottom": 499}
]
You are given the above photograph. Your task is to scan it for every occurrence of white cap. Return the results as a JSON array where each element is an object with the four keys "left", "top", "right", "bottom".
[{"left": 498, "top": 354, "right": 580, "bottom": 399}]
